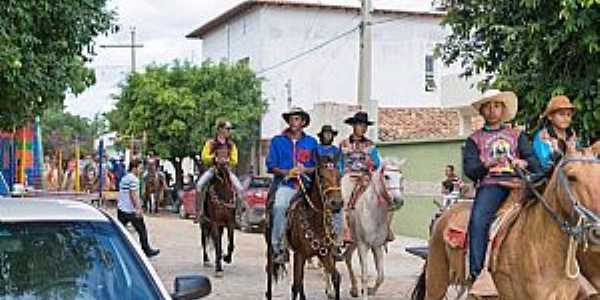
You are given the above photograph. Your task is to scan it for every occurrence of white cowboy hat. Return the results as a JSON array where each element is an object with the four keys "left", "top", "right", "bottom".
[{"left": 471, "top": 89, "right": 518, "bottom": 123}]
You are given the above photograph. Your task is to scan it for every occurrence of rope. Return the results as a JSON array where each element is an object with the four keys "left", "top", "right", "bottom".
[{"left": 566, "top": 216, "right": 582, "bottom": 279}]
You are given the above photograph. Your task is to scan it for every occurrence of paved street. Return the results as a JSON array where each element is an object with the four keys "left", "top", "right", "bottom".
[{"left": 123, "top": 210, "right": 427, "bottom": 300}]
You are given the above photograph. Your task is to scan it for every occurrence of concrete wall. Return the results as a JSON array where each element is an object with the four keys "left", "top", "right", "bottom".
[
  {"left": 378, "top": 138, "right": 465, "bottom": 196},
  {"left": 198, "top": 5, "right": 474, "bottom": 139}
]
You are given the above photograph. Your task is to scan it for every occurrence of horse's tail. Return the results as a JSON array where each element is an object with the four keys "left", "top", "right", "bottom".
[{"left": 411, "top": 260, "right": 427, "bottom": 300}]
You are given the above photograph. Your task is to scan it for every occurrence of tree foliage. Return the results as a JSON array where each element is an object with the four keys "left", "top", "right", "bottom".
[
  {"left": 0, "top": 0, "right": 116, "bottom": 129},
  {"left": 439, "top": 0, "right": 600, "bottom": 141},
  {"left": 41, "top": 107, "right": 106, "bottom": 158},
  {"left": 108, "top": 60, "right": 266, "bottom": 188}
]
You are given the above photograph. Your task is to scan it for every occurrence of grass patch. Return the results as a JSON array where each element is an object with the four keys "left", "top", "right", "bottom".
[{"left": 392, "top": 195, "right": 438, "bottom": 239}]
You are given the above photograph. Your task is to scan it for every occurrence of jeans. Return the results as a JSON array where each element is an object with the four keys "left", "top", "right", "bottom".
[
  {"left": 332, "top": 210, "right": 344, "bottom": 245},
  {"left": 271, "top": 185, "right": 297, "bottom": 253},
  {"left": 117, "top": 209, "right": 153, "bottom": 253},
  {"left": 468, "top": 185, "right": 510, "bottom": 278}
]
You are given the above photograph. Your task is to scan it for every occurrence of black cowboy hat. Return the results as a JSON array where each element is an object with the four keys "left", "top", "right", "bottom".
[
  {"left": 344, "top": 111, "right": 373, "bottom": 126},
  {"left": 317, "top": 125, "right": 338, "bottom": 139},
  {"left": 282, "top": 107, "right": 311, "bottom": 127}
]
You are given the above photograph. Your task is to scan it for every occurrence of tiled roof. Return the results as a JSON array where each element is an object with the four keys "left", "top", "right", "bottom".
[
  {"left": 378, "top": 107, "right": 460, "bottom": 141},
  {"left": 186, "top": 0, "right": 444, "bottom": 39}
]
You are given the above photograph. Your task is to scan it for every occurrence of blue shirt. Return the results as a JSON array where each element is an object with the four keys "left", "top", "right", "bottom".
[
  {"left": 316, "top": 144, "right": 340, "bottom": 160},
  {"left": 266, "top": 131, "right": 318, "bottom": 188}
]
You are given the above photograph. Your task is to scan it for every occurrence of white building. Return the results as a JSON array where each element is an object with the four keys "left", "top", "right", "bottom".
[{"left": 187, "top": 0, "right": 479, "bottom": 173}]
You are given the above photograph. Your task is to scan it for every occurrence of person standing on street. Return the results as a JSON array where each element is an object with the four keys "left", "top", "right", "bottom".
[{"left": 118, "top": 158, "right": 160, "bottom": 257}]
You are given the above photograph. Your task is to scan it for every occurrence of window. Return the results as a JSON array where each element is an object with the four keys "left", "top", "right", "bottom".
[{"left": 425, "top": 55, "right": 436, "bottom": 92}]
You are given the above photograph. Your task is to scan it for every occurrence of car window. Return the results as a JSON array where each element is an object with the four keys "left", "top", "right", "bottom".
[
  {"left": 0, "top": 221, "right": 162, "bottom": 300},
  {"left": 248, "top": 178, "right": 271, "bottom": 188}
]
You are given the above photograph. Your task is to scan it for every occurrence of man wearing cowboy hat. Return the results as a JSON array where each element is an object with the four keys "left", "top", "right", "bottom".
[
  {"left": 338, "top": 111, "right": 400, "bottom": 244},
  {"left": 533, "top": 95, "right": 578, "bottom": 175},
  {"left": 464, "top": 90, "right": 542, "bottom": 280},
  {"left": 266, "top": 107, "right": 318, "bottom": 264},
  {"left": 196, "top": 119, "right": 244, "bottom": 222}
]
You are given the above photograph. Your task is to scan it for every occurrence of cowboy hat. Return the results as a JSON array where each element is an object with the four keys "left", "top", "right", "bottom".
[
  {"left": 344, "top": 111, "right": 374, "bottom": 126},
  {"left": 542, "top": 95, "right": 576, "bottom": 117},
  {"left": 317, "top": 125, "right": 338, "bottom": 139},
  {"left": 282, "top": 107, "right": 310, "bottom": 127},
  {"left": 471, "top": 89, "right": 518, "bottom": 123}
]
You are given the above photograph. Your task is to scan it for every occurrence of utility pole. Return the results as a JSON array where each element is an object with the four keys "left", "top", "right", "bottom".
[
  {"left": 100, "top": 27, "right": 144, "bottom": 73},
  {"left": 358, "top": 0, "right": 377, "bottom": 140},
  {"left": 285, "top": 79, "right": 293, "bottom": 109}
]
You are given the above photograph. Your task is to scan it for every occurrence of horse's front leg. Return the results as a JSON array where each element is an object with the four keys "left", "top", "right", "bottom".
[
  {"left": 292, "top": 252, "right": 307, "bottom": 300},
  {"left": 345, "top": 244, "right": 359, "bottom": 298},
  {"left": 368, "top": 246, "right": 384, "bottom": 296},
  {"left": 214, "top": 225, "right": 224, "bottom": 277},
  {"left": 357, "top": 242, "right": 370, "bottom": 300},
  {"left": 320, "top": 255, "right": 341, "bottom": 300},
  {"left": 200, "top": 221, "right": 211, "bottom": 267},
  {"left": 223, "top": 221, "right": 235, "bottom": 264}
]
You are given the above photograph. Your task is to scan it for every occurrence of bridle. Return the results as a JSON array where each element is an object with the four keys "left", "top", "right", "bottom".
[
  {"left": 519, "top": 157, "right": 600, "bottom": 240},
  {"left": 376, "top": 164, "right": 403, "bottom": 205}
]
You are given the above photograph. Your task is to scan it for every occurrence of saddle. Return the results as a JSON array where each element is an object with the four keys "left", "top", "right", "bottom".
[{"left": 442, "top": 193, "right": 525, "bottom": 296}]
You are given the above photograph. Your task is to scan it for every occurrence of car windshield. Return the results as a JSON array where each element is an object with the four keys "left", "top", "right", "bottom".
[
  {"left": 248, "top": 178, "right": 271, "bottom": 188},
  {"left": 0, "top": 221, "right": 162, "bottom": 300}
]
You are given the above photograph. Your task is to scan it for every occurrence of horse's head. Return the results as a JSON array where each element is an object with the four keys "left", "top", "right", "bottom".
[
  {"left": 548, "top": 149, "right": 600, "bottom": 247},
  {"left": 315, "top": 156, "right": 344, "bottom": 213},
  {"left": 375, "top": 159, "right": 406, "bottom": 209}
]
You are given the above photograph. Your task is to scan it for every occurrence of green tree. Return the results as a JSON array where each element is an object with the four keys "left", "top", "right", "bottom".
[
  {"left": 42, "top": 107, "right": 105, "bottom": 158},
  {"left": 108, "top": 60, "right": 266, "bottom": 189},
  {"left": 439, "top": 0, "right": 600, "bottom": 141},
  {"left": 0, "top": 0, "right": 116, "bottom": 129}
]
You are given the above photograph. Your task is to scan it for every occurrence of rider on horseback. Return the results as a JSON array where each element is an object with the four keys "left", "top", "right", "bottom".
[
  {"left": 266, "top": 107, "right": 318, "bottom": 264},
  {"left": 339, "top": 112, "right": 396, "bottom": 243},
  {"left": 533, "top": 95, "right": 578, "bottom": 176},
  {"left": 464, "top": 90, "right": 542, "bottom": 281},
  {"left": 196, "top": 119, "right": 245, "bottom": 221}
]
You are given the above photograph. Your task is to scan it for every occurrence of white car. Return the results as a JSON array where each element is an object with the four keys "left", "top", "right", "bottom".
[{"left": 0, "top": 198, "right": 211, "bottom": 300}]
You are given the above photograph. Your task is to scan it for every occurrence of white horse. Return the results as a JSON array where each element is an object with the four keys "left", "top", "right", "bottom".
[{"left": 340, "top": 159, "right": 406, "bottom": 300}]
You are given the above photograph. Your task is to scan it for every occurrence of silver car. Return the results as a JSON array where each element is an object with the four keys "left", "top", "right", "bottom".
[{"left": 0, "top": 198, "right": 211, "bottom": 300}]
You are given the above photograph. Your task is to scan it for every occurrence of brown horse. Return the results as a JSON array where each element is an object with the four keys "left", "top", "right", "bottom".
[
  {"left": 267, "top": 156, "right": 344, "bottom": 300},
  {"left": 576, "top": 143, "right": 600, "bottom": 299},
  {"left": 412, "top": 151, "right": 600, "bottom": 300},
  {"left": 144, "top": 159, "right": 165, "bottom": 214},
  {"left": 201, "top": 160, "right": 237, "bottom": 277}
]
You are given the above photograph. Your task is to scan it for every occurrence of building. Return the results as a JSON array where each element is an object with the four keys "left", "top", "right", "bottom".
[{"left": 187, "top": 0, "right": 482, "bottom": 183}]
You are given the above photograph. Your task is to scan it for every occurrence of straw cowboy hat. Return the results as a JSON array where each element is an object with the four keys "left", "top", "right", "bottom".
[
  {"left": 471, "top": 89, "right": 518, "bottom": 123},
  {"left": 542, "top": 95, "right": 576, "bottom": 117},
  {"left": 317, "top": 125, "right": 338, "bottom": 139},
  {"left": 282, "top": 107, "right": 310, "bottom": 127},
  {"left": 344, "top": 111, "right": 374, "bottom": 126}
]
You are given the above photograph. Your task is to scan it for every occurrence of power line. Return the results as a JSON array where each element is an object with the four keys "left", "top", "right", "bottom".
[
  {"left": 256, "top": 25, "right": 360, "bottom": 75},
  {"left": 369, "top": 14, "right": 414, "bottom": 26}
]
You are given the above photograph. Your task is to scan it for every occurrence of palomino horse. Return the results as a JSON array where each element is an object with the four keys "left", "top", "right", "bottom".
[
  {"left": 267, "top": 156, "right": 344, "bottom": 300},
  {"left": 412, "top": 150, "right": 600, "bottom": 300},
  {"left": 201, "top": 160, "right": 237, "bottom": 277},
  {"left": 576, "top": 143, "right": 600, "bottom": 299},
  {"left": 342, "top": 159, "right": 406, "bottom": 299}
]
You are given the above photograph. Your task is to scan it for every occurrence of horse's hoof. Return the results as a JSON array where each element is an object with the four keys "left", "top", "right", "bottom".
[
  {"left": 350, "top": 288, "right": 359, "bottom": 298},
  {"left": 215, "top": 271, "right": 224, "bottom": 278},
  {"left": 224, "top": 255, "right": 232, "bottom": 264},
  {"left": 367, "top": 287, "right": 376, "bottom": 296}
]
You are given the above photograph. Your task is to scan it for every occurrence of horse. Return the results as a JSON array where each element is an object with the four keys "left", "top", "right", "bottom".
[
  {"left": 338, "top": 159, "right": 405, "bottom": 299},
  {"left": 144, "top": 159, "right": 165, "bottom": 214},
  {"left": 267, "top": 156, "right": 344, "bottom": 300},
  {"left": 201, "top": 158, "right": 237, "bottom": 278},
  {"left": 411, "top": 149, "right": 600, "bottom": 300}
]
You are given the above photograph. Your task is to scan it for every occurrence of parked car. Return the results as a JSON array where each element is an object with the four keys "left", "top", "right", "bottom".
[
  {"left": 237, "top": 176, "right": 272, "bottom": 232},
  {"left": 0, "top": 198, "right": 211, "bottom": 299}
]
